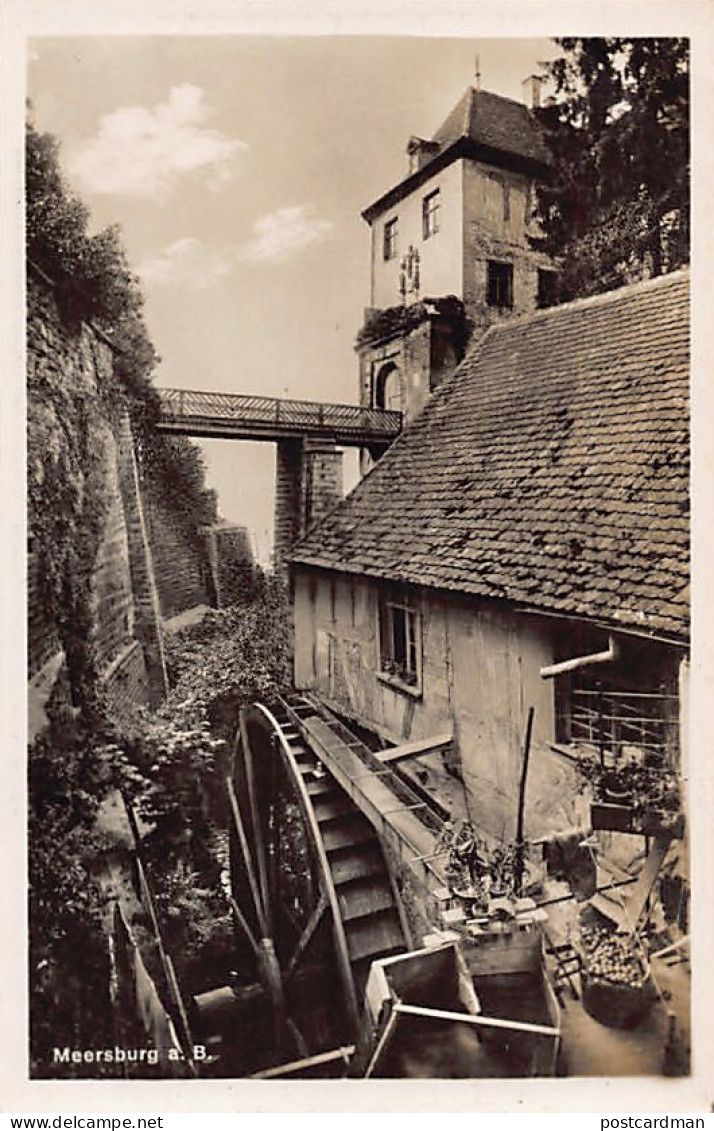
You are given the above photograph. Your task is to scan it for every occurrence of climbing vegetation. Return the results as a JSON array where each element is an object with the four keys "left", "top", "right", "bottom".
[
  {"left": 27, "top": 119, "right": 214, "bottom": 701},
  {"left": 25, "top": 117, "right": 224, "bottom": 1072},
  {"left": 356, "top": 295, "right": 471, "bottom": 357}
]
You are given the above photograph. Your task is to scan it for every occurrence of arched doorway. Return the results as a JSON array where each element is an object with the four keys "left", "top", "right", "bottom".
[{"left": 374, "top": 362, "right": 402, "bottom": 413}]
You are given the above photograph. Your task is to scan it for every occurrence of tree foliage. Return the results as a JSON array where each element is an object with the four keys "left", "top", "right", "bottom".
[
  {"left": 163, "top": 573, "right": 291, "bottom": 725},
  {"left": 27, "top": 122, "right": 159, "bottom": 408},
  {"left": 28, "top": 690, "right": 138, "bottom": 1075},
  {"left": 535, "top": 38, "right": 689, "bottom": 300}
]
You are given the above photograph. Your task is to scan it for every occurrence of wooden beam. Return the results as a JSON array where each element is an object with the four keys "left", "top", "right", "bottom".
[
  {"left": 285, "top": 892, "right": 330, "bottom": 983},
  {"left": 364, "top": 1008, "right": 400, "bottom": 1079},
  {"left": 239, "top": 714, "right": 273, "bottom": 935},
  {"left": 394, "top": 1003, "right": 560, "bottom": 1039},
  {"left": 229, "top": 895, "right": 260, "bottom": 959},
  {"left": 515, "top": 706, "right": 535, "bottom": 894},
  {"left": 375, "top": 732, "right": 453, "bottom": 765},
  {"left": 250, "top": 1045, "right": 356, "bottom": 1079},
  {"left": 226, "top": 774, "right": 269, "bottom": 939},
  {"left": 593, "top": 833, "right": 673, "bottom": 932}
]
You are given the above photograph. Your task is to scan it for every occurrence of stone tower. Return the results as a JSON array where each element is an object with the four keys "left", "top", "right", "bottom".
[{"left": 356, "top": 83, "right": 554, "bottom": 450}]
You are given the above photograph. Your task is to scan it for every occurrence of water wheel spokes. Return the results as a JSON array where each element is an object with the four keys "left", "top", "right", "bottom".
[
  {"left": 228, "top": 697, "right": 412, "bottom": 1071},
  {"left": 228, "top": 703, "right": 359, "bottom": 1061},
  {"left": 238, "top": 709, "right": 274, "bottom": 935},
  {"left": 284, "top": 890, "right": 330, "bottom": 984}
]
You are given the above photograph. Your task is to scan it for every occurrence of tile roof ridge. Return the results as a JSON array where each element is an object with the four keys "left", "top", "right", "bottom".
[
  {"left": 471, "top": 86, "right": 534, "bottom": 111},
  {"left": 463, "top": 86, "right": 473, "bottom": 135},
  {"left": 486, "top": 267, "right": 690, "bottom": 338}
]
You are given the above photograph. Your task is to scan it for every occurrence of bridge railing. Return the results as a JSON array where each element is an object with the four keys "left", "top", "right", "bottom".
[{"left": 157, "top": 388, "right": 402, "bottom": 438}]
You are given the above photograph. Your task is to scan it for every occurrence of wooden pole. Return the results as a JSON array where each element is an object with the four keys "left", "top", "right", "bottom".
[
  {"left": 515, "top": 707, "right": 535, "bottom": 895},
  {"left": 394, "top": 1002, "right": 560, "bottom": 1039},
  {"left": 225, "top": 773, "right": 269, "bottom": 938},
  {"left": 251, "top": 1044, "right": 356, "bottom": 1079}
]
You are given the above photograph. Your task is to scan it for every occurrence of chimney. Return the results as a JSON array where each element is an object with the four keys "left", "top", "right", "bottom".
[{"left": 521, "top": 74, "right": 543, "bottom": 110}]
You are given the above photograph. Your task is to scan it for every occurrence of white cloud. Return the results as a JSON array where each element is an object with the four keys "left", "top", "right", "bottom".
[
  {"left": 239, "top": 206, "right": 332, "bottom": 264},
  {"left": 138, "top": 237, "right": 232, "bottom": 291},
  {"left": 137, "top": 205, "right": 333, "bottom": 293},
  {"left": 67, "top": 84, "right": 246, "bottom": 199}
]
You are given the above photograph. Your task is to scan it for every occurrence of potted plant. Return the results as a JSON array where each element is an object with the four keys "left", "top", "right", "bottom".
[
  {"left": 438, "top": 820, "right": 489, "bottom": 899},
  {"left": 579, "top": 754, "right": 683, "bottom": 836},
  {"left": 488, "top": 841, "right": 519, "bottom": 899}
]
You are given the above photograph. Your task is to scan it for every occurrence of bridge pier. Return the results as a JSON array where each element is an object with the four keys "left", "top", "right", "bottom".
[
  {"left": 154, "top": 387, "right": 400, "bottom": 574},
  {"left": 274, "top": 437, "right": 343, "bottom": 574}
]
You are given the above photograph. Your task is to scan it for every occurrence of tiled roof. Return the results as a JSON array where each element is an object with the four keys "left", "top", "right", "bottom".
[
  {"left": 292, "top": 270, "right": 690, "bottom": 642},
  {"left": 431, "top": 87, "right": 550, "bottom": 168},
  {"left": 362, "top": 87, "right": 549, "bottom": 223}
]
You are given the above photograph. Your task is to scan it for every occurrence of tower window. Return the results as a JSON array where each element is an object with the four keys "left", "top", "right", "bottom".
[
  {"left": 537, "top": 268, "right": 558, "bottom": 309},
  {"left": 383, "top": 218, "right": 398, "bottom": 261},
  {"left": 422, "top": 189, "right": 440, "bottom": 239},
  {"left": 502, "top": 181, "right": 511, "bottom": 222},
  {"left": 487, "top": 260, "right": 514, "bottom": 309}
]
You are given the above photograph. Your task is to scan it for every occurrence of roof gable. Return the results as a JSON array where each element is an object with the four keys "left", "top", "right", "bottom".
[
  {"left": 431, "top": 87, "right": 550, "bottom": 167},
  {"left": 362, "top": 87, "right": 550, "bottom": 224},
  {"left": 292, "top": 271, "right": 690, "bottom": 641}
]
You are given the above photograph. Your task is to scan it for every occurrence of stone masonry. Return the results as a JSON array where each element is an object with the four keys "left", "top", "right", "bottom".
[
  {"left": 115, "top": 413, "right": 169, "bottom": 706},
  {"left": 274, "top": 437, "right": 344, "bottom": 575}
]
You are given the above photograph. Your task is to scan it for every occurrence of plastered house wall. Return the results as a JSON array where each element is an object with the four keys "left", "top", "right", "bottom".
[
  {"left": 293, "top": 567, "right": 586, "bottom": 842},
  {"left": 370, "top": 161, "right": 464, "bottom": 311}
]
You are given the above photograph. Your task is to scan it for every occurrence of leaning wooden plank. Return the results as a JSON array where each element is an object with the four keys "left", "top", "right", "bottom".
[
  {"left": 250, "top": 1044, "right": 356, "bottom": 1079},
  {"left": 375, "top": 732, "right": 454, "bottom": 764},
  {"left": 394, "top": 1002, "right": 560, "bottom": 1038},
  {"left": 364, "top": 1008, "right": 400, "bottom": 1078},
  {"left": 591, "top": 834, "right": 671, "bottom": 931},
  {"left": 619, "top": 833, "right": 673, "bottom": 933}
]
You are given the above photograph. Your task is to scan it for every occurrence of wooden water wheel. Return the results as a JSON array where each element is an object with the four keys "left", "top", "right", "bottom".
[{"left": 226, "top": 697, "right": 411, "bottom": 1071}]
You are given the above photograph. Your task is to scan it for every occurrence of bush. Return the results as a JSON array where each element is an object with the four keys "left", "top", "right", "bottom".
[
  {"left": 106, "top": 580, "right": 292, "bottom": 994},
  {"left": 28, "top": 692, "right": 137, "bottom": 1076}
]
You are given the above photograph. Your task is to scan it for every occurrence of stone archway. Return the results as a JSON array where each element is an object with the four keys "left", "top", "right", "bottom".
[{"left": 374, "top": 362, "right": 402, "bottom": 413}]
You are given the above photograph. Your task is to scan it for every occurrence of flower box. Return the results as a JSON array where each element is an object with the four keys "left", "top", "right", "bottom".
[{"left": 590, "top": 801, "right": 685, "bottom": 839}]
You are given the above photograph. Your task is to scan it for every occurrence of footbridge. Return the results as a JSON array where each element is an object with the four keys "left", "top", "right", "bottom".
[
  {"left": 156, "top": 388, "right": 401, "bottom": 448},
  {"left": 155, "top": 388, "right": 402, "bottom": 568}
]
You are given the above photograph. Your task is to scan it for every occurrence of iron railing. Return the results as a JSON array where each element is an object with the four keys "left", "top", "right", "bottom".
[
  {"left": 157, "top": 387, "right": 402, "bottom": 440},
  {"left": 560, "top": 688, "right": 680, "bottom": 763}
]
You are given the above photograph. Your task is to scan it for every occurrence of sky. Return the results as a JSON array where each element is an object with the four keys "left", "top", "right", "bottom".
[{"left": 27, "top": 35, "right": 559, "bottom": 563}]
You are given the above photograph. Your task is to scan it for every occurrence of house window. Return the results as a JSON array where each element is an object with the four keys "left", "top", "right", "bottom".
[
  {"left": 487, "top": 260, "right": 514, "bottom": 309},
  {"left": 422, "top": 189, "right": 440, "bottom": 239},
  {"left": 379, "top": 589, "right": 421, "bottom": 689},
  {"left": 537, "top": 268, "right": 558, "bottom": 310},
  {"left": 552, "top": 628, "right": 681, "bottom": 766},
  {"left": 383, "top": 217, "right": 398, "bottom": 261}
]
